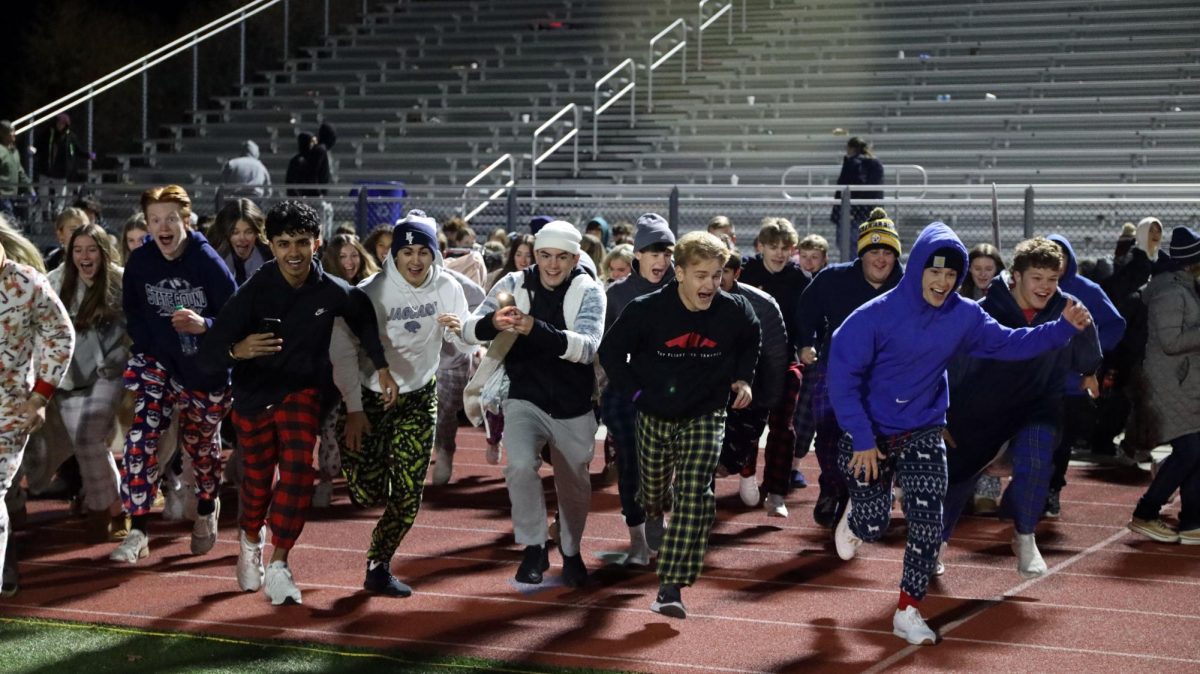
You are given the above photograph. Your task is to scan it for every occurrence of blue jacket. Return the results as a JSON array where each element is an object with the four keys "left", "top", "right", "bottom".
[
  {"left": 944, "top": 277, "right": 1102, "bottom": 482},
  {"left": 1048, "top": 234, "right": 1125, "bottom": 396},
  {"left": 792, "top": 257, "right": 902, "bottom": 356},
  {"left": 828, "top": 222, "right": 1081, "bottom": 452},
  {"left": 123, "top": 230, "right": 237, "bottom": 391}
]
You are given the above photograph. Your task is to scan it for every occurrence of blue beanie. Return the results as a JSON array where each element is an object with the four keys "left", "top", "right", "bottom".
[{"left": 392, "top": 210, "right": 440, "bottom": 259}]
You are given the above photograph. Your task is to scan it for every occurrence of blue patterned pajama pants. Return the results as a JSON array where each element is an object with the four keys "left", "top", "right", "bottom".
[
  {"left": 943, "top": 423, "right": 1058, "bottom": 538},
  {"left": 839, "top": 427, "right": 947, "bottom": 601}
]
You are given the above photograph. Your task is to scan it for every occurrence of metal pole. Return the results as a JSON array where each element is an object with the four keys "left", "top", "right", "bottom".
[
  {"left": 1023, "top": 185, "right": 1036, "bottom": 238},
  {"left": 362, "top": 0, "right": 368, "bottom": 23},
  {"left": 141, "top": 69, "right": 149, "bottom": 141},
  {"left": 191, "top": 41, "right": 199, "bottom": 112},
  {"left": 283, "top": 0, "right": 290, "bottom": 60},
  {"left": 668, "top": 186, "right": 680, "bottom": 235},
  {"left": 86, "top": 96, "right": 94, "bottom": 174},
  {"left": 356, "top": 186, "right": 369, "bottom": 235},
  {"left": 324, "top": 0, "right": 330, "bottom": 35},
  {"left": 26, "top": 129, "right": 34, "bottom": 182},
  {"left": 742, "top": 0, "right": 746, "bottom": 32},
  {"left": 506, "top": 184, "right": 518, "bottom": 231},
  {"left": 240, "top": 20, "right": 247, "bottom": 85},
  {"left": 839, "top": 189, "right": 852, "bottom": 261}
]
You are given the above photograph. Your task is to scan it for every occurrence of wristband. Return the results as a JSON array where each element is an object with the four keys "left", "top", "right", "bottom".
[{"left": 228, "top": 345, "right": 244, "bottom": 361}]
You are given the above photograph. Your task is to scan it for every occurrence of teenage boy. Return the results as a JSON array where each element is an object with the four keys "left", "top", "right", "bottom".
[
  {"left": 462, "top": 220, "right": 606, "bottom": 587},
  {"left": 792, "top": 208, "right": 902, "bottom": 527},
  {"left": 717, "top": 253, "right": 786, "bottom": 486},
  {"left": 202, "top": 200, "right": 396, "bottom": 605},
  {"left": 738, "top": 217, "right": 808, "bottom": 516},
  {"left": 828, "top": 222, "right": 1093, "bottom": 645},
  {"left": 791, "top": 233, "right": 830, "bottom": 487},
  {"left": 600, "top": 231, "right": 761, "bottom": 619},
  {"left": 111, "top": 185, "right": 236, "bottom": 563},
  {"left": 600, "top": 213, "right": 675, "bottom": 565},
  {"left": 330, "top": 210, "right": 469, "bottom": 596},
  {"left": 940, "top": 237, "right": 1101, "bottom": 579}
]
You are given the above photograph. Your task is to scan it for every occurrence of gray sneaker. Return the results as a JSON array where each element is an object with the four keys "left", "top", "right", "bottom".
[
  {"left": 264, "top": 561, "right": 302, "bottom": 605},
  {"left": 190, "top": 498, "right": 220, "bottom": 555}
]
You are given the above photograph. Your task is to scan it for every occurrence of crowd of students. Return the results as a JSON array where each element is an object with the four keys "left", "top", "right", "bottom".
[{"left": 1, "top": 186, "right": 1197, "bottom": 647}]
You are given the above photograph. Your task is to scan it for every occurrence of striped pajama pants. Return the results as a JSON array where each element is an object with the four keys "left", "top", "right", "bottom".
[
  {"left": 55, "top": 377, "right": 124, "bottom": 512},
  {"left": 434, "top": 361, "right": 470, "bottom": 455},
  {"left": 340, "top": 380, "right": 436, "bottom": 562},
  {"left": 637, "top": 408, "right": 726, "bottom": 587},
  {"left": 839, "top": 427, "right": 947, "bottom": 601}
]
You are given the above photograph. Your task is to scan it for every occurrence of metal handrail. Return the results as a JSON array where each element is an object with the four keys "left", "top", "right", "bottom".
[
  {"left": 781, "top": 164, "right": 929, "bottom": 200},
  {"left": 531, "top": 103, "right": 580, "bottom": 200},
  {"left": 648, "top": 19, "right": 687, "bottom": 114},
  {"left": 592, "top": 58, "right": 636, "bottom": 159},
  {"left": 696, "top": 0, "right": 734, "bottom": 71},
  {"left": 461, "top": 153, "right": 517, "bottom": 222}
]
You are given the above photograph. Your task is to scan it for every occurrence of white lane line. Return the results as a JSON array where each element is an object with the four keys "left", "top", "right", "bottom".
[{"left": 862, "top": 528, "right": 1134, "bottom": 673}]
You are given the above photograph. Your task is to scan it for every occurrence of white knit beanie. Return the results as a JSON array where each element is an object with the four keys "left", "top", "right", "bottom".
[{"left": 533, "top": 220, "right": 582, "bottom": 255}]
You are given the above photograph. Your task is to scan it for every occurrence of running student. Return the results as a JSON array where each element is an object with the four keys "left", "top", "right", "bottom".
[
  {"left": 330, "top": 210, "right": 469, "bottom": 596},
  {"left": 202, "top": 200, "right": 396, "bottom": 605},
  {"left": 600, "top": 231, "right": 761, "bottom": 619},
  {"left": 828, "top": 222, "right": 1092, "bottom": 645},
  {"left": 111, "top": 185, "right": 236, "bottom": 564}
]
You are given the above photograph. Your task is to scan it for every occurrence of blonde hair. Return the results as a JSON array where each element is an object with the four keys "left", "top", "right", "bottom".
[
  {"left": 0, "top": 214, "right": 47, "bottom": 272},
  {"left": 601, "top": 243, "right": 634, "bottom": 281},
  {"left": 55, "top": 207, "right": 91, "bottom": 233},
  {"left": 674, "top": 231, "right": 731, "bottom": 268},
  {"left": 140, "top": 184, "right": 193, "bottom": 222},
  {"left": 798, "top": 233, "right": 829, "bottom": 254}
]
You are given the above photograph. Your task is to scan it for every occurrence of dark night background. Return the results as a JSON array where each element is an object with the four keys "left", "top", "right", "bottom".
[{"left": 1, "top": 1, "right": 358, "bottom": 174}]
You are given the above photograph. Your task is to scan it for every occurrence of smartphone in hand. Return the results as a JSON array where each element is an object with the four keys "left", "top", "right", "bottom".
[{"left": 258, "top": 318, "right": 282, "bottom": 337}]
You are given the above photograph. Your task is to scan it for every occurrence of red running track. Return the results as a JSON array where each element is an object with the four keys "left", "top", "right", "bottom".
[{"left": 3, "top": 426, "right": 1199, "bottom": 673}]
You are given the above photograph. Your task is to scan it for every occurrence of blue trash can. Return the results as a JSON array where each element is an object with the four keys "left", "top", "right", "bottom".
[{"left": 350, "top": 181, "right": 406, "bottom": 237}]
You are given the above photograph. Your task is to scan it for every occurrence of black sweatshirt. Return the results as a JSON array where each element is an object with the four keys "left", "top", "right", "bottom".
[
  {"left": 599, "top": 282, "right": 761, "bottom": 420},
  {"left": 200, "top": 259, "right": 388, "bottom": 413},
  {"left": 474, "top": 267, "right": 595, "bottom": 418}
]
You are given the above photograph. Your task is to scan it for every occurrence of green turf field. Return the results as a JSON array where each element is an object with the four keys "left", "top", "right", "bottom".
[{"left": 0, "top": 616, "right": 630, "bottom": 673}]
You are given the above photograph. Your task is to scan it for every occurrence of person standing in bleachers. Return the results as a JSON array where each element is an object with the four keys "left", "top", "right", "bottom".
[
  {"left": 736, "top": 217, "right": 809, "bottom": 517},
  {"left": 0, "top": 121, "right": 32, "bottom": 222},
  {"left": 830, "top": 137, "right": 884, "bottom": 248},
  {"left": 793, "top": 209, "right": 903, "bottom": 528},
  {"left": 219, "top": 141, "right": 272, "bottom": 199}
]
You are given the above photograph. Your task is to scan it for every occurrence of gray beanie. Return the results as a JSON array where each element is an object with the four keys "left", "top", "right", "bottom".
[{"left": 634, "top": 212, "right": 675, "bottom": 251}]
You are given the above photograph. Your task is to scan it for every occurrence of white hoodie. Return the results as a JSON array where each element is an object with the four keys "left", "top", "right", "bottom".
[{"left": 330, "top": 253, "right": 470, "bottom": 411}]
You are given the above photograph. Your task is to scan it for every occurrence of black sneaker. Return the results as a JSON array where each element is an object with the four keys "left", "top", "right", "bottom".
[
  {"left": 363, "top": 561, "right": 412, "bottom": 597},
  {"left": 561, "top": 552, "right": 588, "bottom": 588},
  {"left": 813, "top": 494, "right": 839, "bottom": 529},
  {"left": 1, "top": 562, "right": 18, "bottom": 597},
  {"left": 1043, "top": 490, "right": 1061, "bottom": 519},
  {"left": 650, "top": 584, "right": 686, "bottom": 619},
  {"left": 515, "top": 544, "right": 550, "bottom": 584},
  {"left": 791, "top": 469, "right": 808, "bottom": 489},
  {"left": 645, "top": 515, "right": 665, "bottom": 553}
]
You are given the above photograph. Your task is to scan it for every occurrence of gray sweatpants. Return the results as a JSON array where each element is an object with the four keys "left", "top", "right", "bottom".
[{"left": 501, "top": 399, "right": 597, "bottom": 557}]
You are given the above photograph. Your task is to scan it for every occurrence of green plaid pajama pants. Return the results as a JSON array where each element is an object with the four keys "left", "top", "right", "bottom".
[{"left": 636, "top": 408, "right": 727, "bottom": 587}]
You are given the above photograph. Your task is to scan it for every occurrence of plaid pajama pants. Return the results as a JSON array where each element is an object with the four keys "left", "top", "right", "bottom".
[
  {"left": 435, "top": 361, "right": 470, "bottom": 455},
  {"left": 809, "top": 362, "right": 848, "bottom": 500},
  {"left": 55, "top": 376, "right": 124, "bottom": 512},
  {"left": 637, "top": 408, "right": 726, "bottom": 587},
  {"left": 233, "top": 388, "right": 321, "bottom": 551},
  {"left": 601, "top": 387, "right": 645, "bottom": 527},
  {"left": 759, "top": 363, "right": 802, "bottom": 494},
  {"left": 943, "top": 423, "right": 1058, "bottom": 538},
  {"left": 719, "top": 405, "right": 769, "bottom": 476},
  {"left": 121, "top": 354, "right": 232, "bottom": 518},
  {"left": 838, "top": 427, "right": 947, "bottom": 601},
  {"left": 339, "top": 381, "right": 437, "bottom": 562},
  {"left": 793, "top": 362, "right": 816, "bottom": 459}
]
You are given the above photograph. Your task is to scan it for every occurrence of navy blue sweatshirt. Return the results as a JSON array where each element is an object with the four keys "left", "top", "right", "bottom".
[
  {"left": 945, "top": 277, "right": 1102, "bottom": 482},
  {"left": 599, "top": 282, "right": 761, "bottom": 420},
  {"left": 122, "top": 230, "right": 236, "bottom": 391},
  {"left": 200, "top": 259, "right": 389, "bottom": 414},
  {"left": 792, "top": 257, "right": 902, "bottom": 355}
]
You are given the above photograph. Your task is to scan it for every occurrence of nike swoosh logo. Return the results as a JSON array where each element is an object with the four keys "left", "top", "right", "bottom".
[{"left": 895, "top": 398, "right": 910, "bottom": 404}]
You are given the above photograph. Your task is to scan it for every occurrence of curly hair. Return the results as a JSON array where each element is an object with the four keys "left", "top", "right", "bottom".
[{"left": 265, "top": 200, "right": 322, "bottom": 240}]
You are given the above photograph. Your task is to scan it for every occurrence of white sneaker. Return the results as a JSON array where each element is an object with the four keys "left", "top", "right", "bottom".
[
  {"left": 738, "top": 475, "right": 760, "bottom": 507},
  {"left": 764, "top": 492, "right": 789, "bottom": 518},
  {"left": 109, "top": 529, "right": 149, "bottom": 563},
  {"left": 626, "top": 524, "right": 651, "bottom": 566},
  {"left": 1012, "top": 532, "right": 1048, "bottom": 579},
  {"left": 264, "top": 560, "right": 302, "bottom": 605},
  {"left": 237, "top": 526, "right": 266, "bottom": 592},
  {"left": 190, "top": 498, "right": 220, "bottom": 555},
  {"left": 312, "top": 480, "right": 333, "bottom": 508},
  {"left": 893, "top": 606, "right": 937, "bottom": 645},
  {"left": 485, "top": 442, "right": 502, "bottom": 465},
  {"left": 834, "top": 501, "right": 862, "bottom": 560},
  {"left": 934, "top": 541, "right": 948, "bottom": 577},
  {"left": 431, "top": 448, "right": 453, "bottom": 486}
]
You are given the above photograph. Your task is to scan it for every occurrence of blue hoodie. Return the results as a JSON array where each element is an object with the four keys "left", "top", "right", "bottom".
[
  {"left": 1047, "top": 234, "right": 1126, "bottom": 396},
  {"left": 123, "top": 230, "right": 237, "bottom": 391},
  {"left": 828, "top": 223, "right": 1081, "bottom": 452}
]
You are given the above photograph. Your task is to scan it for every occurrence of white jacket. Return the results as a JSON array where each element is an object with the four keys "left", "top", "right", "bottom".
[{"left": 330, "top": 256, "right": 469, "bottom": 411}]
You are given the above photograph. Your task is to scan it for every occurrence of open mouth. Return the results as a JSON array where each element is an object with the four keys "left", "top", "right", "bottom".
[
  {"left": 697, "top": 291, "right": 714, "bottom": 302},
  {"left": 78, "top": 260, "right": 96, "bottom": 275},
  {"left": 157, "top": 234, "right": 175, "bottom": 248},
  {"left": 285, "top": 257, "right": 304, "bottom": 271},
  {"left": 406, "top": 265, "right": 425, "bottom": 277},
  {"left": 234, "top": 243, "right": 253, "bottom": 257}
]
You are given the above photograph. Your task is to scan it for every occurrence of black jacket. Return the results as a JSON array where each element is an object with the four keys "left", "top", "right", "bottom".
[{"left": 200, "top": 259, "right": 387, "bottom": 413}]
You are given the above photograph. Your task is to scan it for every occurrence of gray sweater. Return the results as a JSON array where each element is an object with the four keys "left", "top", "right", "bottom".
[{"left": 1143, "top": 268, "right": 1200, "bottom": 444}]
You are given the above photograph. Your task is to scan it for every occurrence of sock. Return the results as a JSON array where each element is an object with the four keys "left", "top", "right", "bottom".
[
  {"left": 131, "top": 514, "right": 149, "bottom": 533},
  {"left": 898, "top": 591, "right": 920, "bottom": 611},
  {"left": 196, "top": 498, "right": 215, "bottom": 516}
]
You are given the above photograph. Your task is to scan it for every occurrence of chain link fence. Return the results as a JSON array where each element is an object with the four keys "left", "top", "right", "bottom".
[{"left": 6, "top": 182, "right": 1199, "bottom": 267}]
